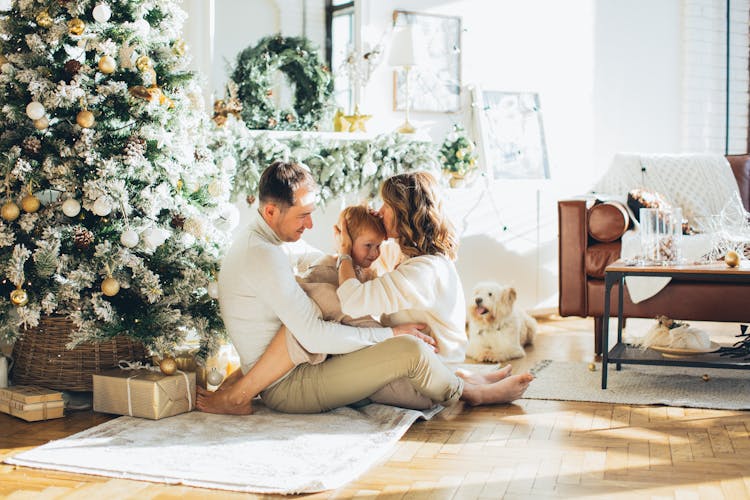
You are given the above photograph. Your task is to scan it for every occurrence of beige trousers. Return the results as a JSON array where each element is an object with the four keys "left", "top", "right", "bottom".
[{"left": 261, "top": 335, "right": 464, "bottom": 413}]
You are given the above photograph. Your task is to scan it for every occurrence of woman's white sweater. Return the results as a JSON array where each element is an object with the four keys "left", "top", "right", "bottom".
[{"left": 337, "top": 254, "right": 468, "bottom": 363}]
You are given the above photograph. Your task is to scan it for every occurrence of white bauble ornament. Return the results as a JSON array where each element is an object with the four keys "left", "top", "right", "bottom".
[
  {"left": 26, "top": 101, "right": 45, "bottom": 120},
  {"left": 207, "top": 281, "right": 220, "bottom": 299},
  {"left": 92, "top": 3, "right": 112, "bottom": 22},
  {"left": 142, "top": 227, "right": 171, "bottom": 251},
  {"left": 0, "top": 0, "right": 11, "bottom": 12},
  {"left": 92, "top": 196, "right": 112, "bottom": 216},
  {"left": 361, "top": 161, "right": 378, "bottom": 178},
  {"left": 61, "top": 198, "right": 81, "bottom": 217},
  {"left": 221, "top": 155, "right": 237, "bottom": 171},
  {"left": 207, "top": 367, "right": 224, "bottom": 386},
  {"left": 132, "top": 18, "right": 150, "bottom": 36},
  {"left": 33, "top": 117, "right": 49, "bottom": 130},
  {"left": 120, "top": 229, "right": 139, "bottom": 248}
]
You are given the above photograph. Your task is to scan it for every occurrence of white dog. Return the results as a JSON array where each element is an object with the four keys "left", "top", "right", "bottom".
[{"left": 466, "top": 282, "right": 537, "bottom": 363}]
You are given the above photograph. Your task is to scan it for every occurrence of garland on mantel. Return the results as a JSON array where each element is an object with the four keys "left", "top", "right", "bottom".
[{"left": 208, "top": 117, "right": 441, "bottom": 204}]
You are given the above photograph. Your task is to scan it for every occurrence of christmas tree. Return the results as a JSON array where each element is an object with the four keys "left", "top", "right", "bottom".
[{"left": 0, "top": 0, "right": 235, "bottom": 357}]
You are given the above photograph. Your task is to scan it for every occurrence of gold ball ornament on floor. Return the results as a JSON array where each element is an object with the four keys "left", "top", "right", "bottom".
[
  {"left": 725, "top": 250, "right": 741, "bottom": 268},
  {"left": 588, "top": 362, "right": 597, "bottom": 371},
  {"left": 1, "top": 201, "right": 20, "bottom": 221},
  {"left": 68, "top": 18, "right": 85, "bottom": 35},
  {"left": 35, "top": 11, "right": 53, "bottom": 28},
  {"left": 10, "top": 286, "right": 28, "bottom": 307},
  {"left": 98, "top": 55, "right": 116, "bottom": 74},
  {"left": 76, "top": 110, "right": 95, "bottom": 128},
  {"left": 702, "top": 374, "right": 711, "bottom": 382},
  {"left": 101, "top": 276, "right": 120, "bottom": 296},
  {"left": 207, "top": 367, "right": 224, "bottom": 386},
  {"left": 21, "top": 194, "right": 40, "bottom": 213},
  {"left": 159, "top": 357, "right": 177, "bottom": 376}
]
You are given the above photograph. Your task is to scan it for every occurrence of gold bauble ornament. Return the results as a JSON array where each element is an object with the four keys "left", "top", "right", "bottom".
[
  {"left": 135, "top": 55, "right": 152, "bottom": 72},
  {"left": 725, "top": 250, "right": 741, "bottom": 268},
  {"left": 588, "top": 362, "right": 597, "bottom": 372},
  {"left": 1, "top": 201, "right": 20, "bottom": 221},
  {"left": 33, "top": 117, "right": 49, "bottom": 130},
  {"left": 702, "top": 374, "right": 711, "bottom": 382},
  {"left": 36, "top": 11, "right": 53, "bottom": 29},
  {"left": 76, "top": 110, "right": 95, "bottom": 128},
  {"left": 68, "top": 18, "right": 85, "bottom": 35},
  {"left": 172, "top": 39, "right": 186, "bottom": 56},
  {"left": 10, "top": 286, "right": 28, "bottom": 307},
  {"left": 101, "top": 276, "right": 120, "bottom": 296},
  {"left": 159, "top": 357, "right": 177, "bottom": 376},
  {"left": 21, "top": 194, "right": 40, "bottom": 213},
  {"left": 98, "top": 55, "right": 116, "bottom": 74}
]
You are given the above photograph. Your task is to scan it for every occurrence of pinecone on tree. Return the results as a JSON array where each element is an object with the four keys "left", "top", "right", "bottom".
[
  {"left": 73, "top": 226, "right": 94, "bottom": 250},
  {"left": 123, "top": 136, "right": 147, "bottom": 165},
  {"left": 34, "top": 250, "right": 58, "bottom": 278},
  {"left": 22, "top": 136, "right": 41, "bottom": 155},
  {"left": 170, "top": 214, "right": 186, "bottom": 229},
  {"left": 64, "top": 59, "right": 82, "bottom": 77}
]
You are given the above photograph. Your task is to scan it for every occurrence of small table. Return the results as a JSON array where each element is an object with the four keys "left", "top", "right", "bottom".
[{"left": 601, "top": 260, "right": 750, "bottom": 389}]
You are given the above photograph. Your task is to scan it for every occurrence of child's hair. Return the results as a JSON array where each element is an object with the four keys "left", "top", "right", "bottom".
[{"left": 341, "top": 205, "right": 386, "bottom": 241}]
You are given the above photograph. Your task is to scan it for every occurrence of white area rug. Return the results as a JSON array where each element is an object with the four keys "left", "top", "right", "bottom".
[
  {"left": 524, "top": 360, "right": 750, "bottom": 410},
  {"left": 5, "top": 403, "right": 439, "bottom": 494}
]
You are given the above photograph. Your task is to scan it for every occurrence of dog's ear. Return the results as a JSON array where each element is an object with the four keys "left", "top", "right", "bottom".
[{"left": 505, "top": 287, "right": 517, "bottom": 304}]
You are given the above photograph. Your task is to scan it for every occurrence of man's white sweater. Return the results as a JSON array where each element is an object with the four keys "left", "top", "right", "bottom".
[
  {"left": 218, "top": 211, "right": 392, "bottom": 374},
  {"left": 337, "top": 254, "right": 468, "bottom": 363}
]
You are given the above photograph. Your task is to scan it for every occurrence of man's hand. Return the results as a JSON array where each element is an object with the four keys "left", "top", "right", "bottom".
[{"left": 392, "top": 323, "right": 438, "bottom": 352}]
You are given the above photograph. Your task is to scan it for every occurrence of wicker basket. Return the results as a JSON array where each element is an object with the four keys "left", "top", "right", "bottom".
[{"left": 11, "top": 315, "right": 147, "bottom": 391}]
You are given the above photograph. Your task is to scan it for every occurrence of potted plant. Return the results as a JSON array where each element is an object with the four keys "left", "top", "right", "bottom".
[{"left": 440, "top": 124, "right": 478, "bottom": 187}]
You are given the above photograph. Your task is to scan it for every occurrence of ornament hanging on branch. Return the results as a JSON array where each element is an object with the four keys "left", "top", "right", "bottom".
[
  {"left": 68, "top": 18, "right": 85, "bottom": 36},
  {"left": 101, "top": 275, "right": 120, "bottom": 296},
  {"left": 21, "top": 192, "right": 40, "bottom": 213},
  {"left": 92, "top": 3, "right": 112, "bottom": 23},
  {"left": 33, "top": 117, "right": 49, "bottom": 130},
  {"left": 9, "top": 285, "right": 28, "bottom": 307},
  {"left": 76, "top": 109, "right": 95, "bottom": 128},
  {"left": 120, "top": 228, "right": 139, "bottom": 248},
  {"left": 1, "top": 201, "right": 20, "bottom": 221},
  {"left": 61, "top": 198, "right": 81, "bottom": 217},
  {"left": 35, "top": 11, "right": 53, "bottom": 29},
  {"left": 98, "top": 55, "right": 116, "bottom": 74},
  {"left": 92, "top": 196, "right": 112, "bottom": 216},
  {"left": 26, "top": 101, "right": 45, "bottom": 121},
  {"left": 159, "top": 357, "right": 177, "bottom": 375},
  {"left": 73, "top": 226, "right": 94, "bottom": 250}
]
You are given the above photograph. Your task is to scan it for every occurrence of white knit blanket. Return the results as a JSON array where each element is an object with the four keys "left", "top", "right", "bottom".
[
  {"left": 594, "top": 153, "right": 742, "bottom": 302},
  {"left": 594, "top": 153, "right": 741, "bottom": 226}
]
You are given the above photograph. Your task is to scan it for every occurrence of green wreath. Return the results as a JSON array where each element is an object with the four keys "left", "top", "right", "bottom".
[{"left": 232, "top": 35, "right": 333, "bottom": 131}]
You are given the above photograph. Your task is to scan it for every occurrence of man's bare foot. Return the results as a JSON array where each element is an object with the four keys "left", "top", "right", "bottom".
[
  {"left": 461, "top": 373, "right": 534, "bottom": 406},
  {"left": 455, "top": 364, "right": 512, "bottom": 385},
  {"left": 196, "top": 386, "right": 254, "bottom": 415}
]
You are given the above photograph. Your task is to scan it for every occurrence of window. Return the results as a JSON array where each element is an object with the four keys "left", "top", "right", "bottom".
[{"left": 326, "top": 1, "right": 355, "bottom": 112}]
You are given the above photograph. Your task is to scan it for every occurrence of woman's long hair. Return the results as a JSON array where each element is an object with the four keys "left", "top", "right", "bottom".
[{"left": 380, "top": 171, "right": 458, "bottom": 260}]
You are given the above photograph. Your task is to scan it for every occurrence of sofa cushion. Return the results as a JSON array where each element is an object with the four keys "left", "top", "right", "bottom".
[
  {"left": 585, "top": 242, "right": 621, "bottom": 279},
  {"left": 588, "top": 201, "right": 630, "bottom": 242}
]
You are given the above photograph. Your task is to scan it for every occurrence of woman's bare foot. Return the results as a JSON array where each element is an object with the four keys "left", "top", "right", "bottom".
[
  {"left": 460, "top": 373, "right": 534, "bottom": 406},
  {"left": 455, "top": 364, "right": 512, "bottom": 385},
  {"left": 196, "top": 386, "right": 254, "bottom": 415}
]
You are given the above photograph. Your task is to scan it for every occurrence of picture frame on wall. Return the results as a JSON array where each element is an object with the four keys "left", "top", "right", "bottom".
[
  {"left": 392, "top": 10, "right": 461, "bottom": 113},
  {"left": 472, "top": 88, "right": 550, "bottom": 180}
]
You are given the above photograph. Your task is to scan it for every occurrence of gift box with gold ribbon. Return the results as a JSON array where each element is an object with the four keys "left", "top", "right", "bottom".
[
  {"left": 0, "top": 385, "right": 65, "bottom": 422},
  {"left": 93, "top": 362, "right": 195, "bottom": 420}
]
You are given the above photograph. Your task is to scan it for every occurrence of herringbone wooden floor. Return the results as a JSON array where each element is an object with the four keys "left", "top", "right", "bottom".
[{"left": 2, "top": 317, "right": 750, "bottom": 499}]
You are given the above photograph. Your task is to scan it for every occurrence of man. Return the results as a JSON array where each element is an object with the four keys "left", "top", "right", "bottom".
[{"left": 197, "top": 161, "right": 434, "bottom": 414}]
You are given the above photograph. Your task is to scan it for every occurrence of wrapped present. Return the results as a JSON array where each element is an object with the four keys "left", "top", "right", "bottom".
[
  {"left": 93, "top": 363, "right": 195, "bottom": 420},
  {"left": 0, "top": 385, "right": 64, "bottom": 422}
]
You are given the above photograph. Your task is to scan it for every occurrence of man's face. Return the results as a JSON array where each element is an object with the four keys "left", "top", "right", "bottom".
[{"left": 267, "top": 186, "right": 316, "bottom": 242}]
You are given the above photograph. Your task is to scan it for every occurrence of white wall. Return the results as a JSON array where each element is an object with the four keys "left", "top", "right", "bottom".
[{"left": 182, "top": 0, "right": 746, "bottom": 313}]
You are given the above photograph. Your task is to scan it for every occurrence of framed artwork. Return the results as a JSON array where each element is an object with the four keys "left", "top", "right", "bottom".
[
  {"left": 392, "top": 10, "right": 461, "bottom": 113},
  {"left": 473, "top": 89, "right": 550, "bottom": 180}
]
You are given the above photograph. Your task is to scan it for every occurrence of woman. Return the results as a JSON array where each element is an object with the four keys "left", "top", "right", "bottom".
[{"left": 197, "top": 172, "right": 533, "bottom": 415}]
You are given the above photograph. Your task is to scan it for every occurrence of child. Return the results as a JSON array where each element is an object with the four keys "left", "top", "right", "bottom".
[{"left": 290, "top": 205, "right": 434, "bottom": 410}]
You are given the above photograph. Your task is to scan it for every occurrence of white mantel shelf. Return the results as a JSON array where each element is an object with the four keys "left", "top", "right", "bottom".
[{"left": 245, "top": 129, "right": 433, "bottom": 143}]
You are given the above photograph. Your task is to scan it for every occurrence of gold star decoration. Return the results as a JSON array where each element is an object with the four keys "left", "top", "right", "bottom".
[{"left": 343, "top": 106, "right": 371, "bottom": 133}]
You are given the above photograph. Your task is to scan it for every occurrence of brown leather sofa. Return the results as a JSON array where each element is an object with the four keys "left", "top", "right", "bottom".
[{"left": 558, "top": 155, "right": 750, "bottom": 354}]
